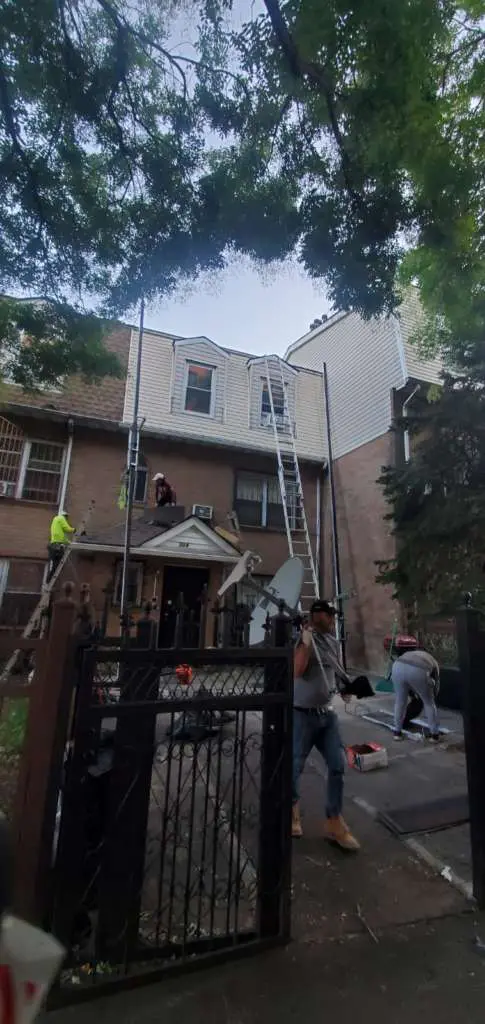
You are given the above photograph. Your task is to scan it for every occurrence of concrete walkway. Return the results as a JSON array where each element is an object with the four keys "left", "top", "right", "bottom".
[{"left": 49, "top": 695, "right": 478, "bottom": 1024}]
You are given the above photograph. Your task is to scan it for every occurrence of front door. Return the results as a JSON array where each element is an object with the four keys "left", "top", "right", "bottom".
[{"left": 158, "top": 565, "right": 209, "bottom": 647}]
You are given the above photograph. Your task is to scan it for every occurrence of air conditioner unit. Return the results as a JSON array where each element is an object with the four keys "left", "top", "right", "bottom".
[
  {"left": 192, "top": 503, "right": 213, "bottom": 521},
  {"left": 261, "top": 412, "right": 285, "bottom": 428},
  {"left": 0, "top": 481, "right": 14, "bottom": 497}
]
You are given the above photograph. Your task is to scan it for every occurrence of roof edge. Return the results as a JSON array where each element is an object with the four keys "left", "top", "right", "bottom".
[{"left": 284, "top": 310, "right": 350, "bottom": 360}]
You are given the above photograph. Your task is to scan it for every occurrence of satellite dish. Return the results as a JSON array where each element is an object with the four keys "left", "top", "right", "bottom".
[
  {"left": 218, "top": 550, "right": 262, "bottom": 600},
  {"left": 249, "top": 557, "right": 304, "bottom": 646}
]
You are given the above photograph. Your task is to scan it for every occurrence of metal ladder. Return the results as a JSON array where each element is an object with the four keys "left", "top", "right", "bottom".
[
  {"left": 0, "top": 500, "right": 95, "bottom": 681},
  {"left": 263, "top": 357, "right": 319, "bottom": 611}
]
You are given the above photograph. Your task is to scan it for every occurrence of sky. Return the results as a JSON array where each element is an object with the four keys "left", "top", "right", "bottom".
[
  {"left": 137, "top": 3, "right": 333, "bottom": 357},
  {"left": 141, "top": 255, "right": 332, "bottom": 355}
]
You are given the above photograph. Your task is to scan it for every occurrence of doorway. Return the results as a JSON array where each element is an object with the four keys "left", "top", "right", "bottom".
[{"left": 158, "top": 565, "right": 210, "bottom": 647}]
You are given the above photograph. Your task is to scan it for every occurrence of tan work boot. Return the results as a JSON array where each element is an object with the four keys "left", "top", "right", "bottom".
[
  {"left": 323, "top": 815, "right": 360, "bottom": 851},
  {"left": 292, "top": 804, "right": 303, "bottom": 838}
]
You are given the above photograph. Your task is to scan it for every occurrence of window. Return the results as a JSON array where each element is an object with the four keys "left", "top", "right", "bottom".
[
  {"left": 0, "top": 418, "right": 23, "bottom": 487},
  {"left": 184, "top": 362, "right": 214, "bottom": 415},
  {"left": 237, "top": 575, "right": 272, "bottom": 610},
  {"left": 113, "top": 561, "right": 144, "bottom": 607},
  {"left": 0, "top": 559, "right": 46, "bottom": 628},
  {"left": 134, "top": 455, "right": 148, "bottom": 504},
  {"left": 261, "top": 380, "right": 285, "bottom": 421},
  {"left": 20, "top": 441, "right": 64, "bottom": 503},
  {"left": 235, "top": 473, "right": 297, "bottom": 530}
]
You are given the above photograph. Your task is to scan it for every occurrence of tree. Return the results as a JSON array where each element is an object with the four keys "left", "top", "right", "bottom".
[
  {"left": 0, "top": 297, "right": 120, "bottom": 390},
  {"left": 377, "top": 365, "right": 485, "bottom": 614},
  {"left": 2, "top": 0, "right": 484, "bottom": 334}
]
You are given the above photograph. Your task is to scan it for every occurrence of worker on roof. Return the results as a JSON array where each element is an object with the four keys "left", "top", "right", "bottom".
[
  {"left": 47, "top": 509, "right": 75, "bottom": 583},
  {"left": 153, "top": 473, "right": 177, "bottom": 507}
]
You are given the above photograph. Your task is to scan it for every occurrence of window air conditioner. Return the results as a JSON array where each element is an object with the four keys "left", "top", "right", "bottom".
[
  {"left": 261, "top": 412, "right": 285, "bottom": 427},
  {"left": 0, "top": 481, "right": 14, "bottom": 497},
  {"left": 192, "top": 503, "right": 213, "bottom": 521}
]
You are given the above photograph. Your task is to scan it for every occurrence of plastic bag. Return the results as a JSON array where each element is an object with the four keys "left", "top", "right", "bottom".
[{"left": 0, "top": 915, "right": 64, "bottom": 1024}]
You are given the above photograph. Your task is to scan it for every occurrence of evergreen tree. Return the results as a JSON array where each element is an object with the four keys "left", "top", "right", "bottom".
[{"left": 377, "top": 365, "right": 485, "bottom": 612}]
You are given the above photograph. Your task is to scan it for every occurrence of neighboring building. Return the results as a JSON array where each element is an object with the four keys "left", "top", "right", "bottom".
[
  {"left": 285, "top": 288, "right": 443, "bottom": 670},
  {"left": 0, "top": 322, "right": 326, "bottom": 645}
]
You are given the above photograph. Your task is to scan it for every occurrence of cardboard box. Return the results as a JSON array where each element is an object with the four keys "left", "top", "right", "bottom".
[{"left": 347, "top": 742, "right": 388, "bottom": 772}]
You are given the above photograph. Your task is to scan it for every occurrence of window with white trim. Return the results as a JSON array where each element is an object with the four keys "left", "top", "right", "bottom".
[
  {"left": 260, "top": 380, "right": 285, "bottom": 427},
  {"left": 235, "top": 472, "right": 297, "bottom": 530},
  {"left": 19, "top": 441, "right": 65, "bottom": 503},
  {"left": 184, "top": 362, "right": 214, "bottom": 416},
  {"left": 113, "top": 561, "right": 144, "bottom": 607},
  {"left": 0, "top": 422, "right": 65, "bottom": 504},
  {"left": 0, "top": 417, "right": 23, "bottom": 487}
]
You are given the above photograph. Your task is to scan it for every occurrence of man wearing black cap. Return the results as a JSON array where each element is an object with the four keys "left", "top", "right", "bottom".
[{"left": 292, "top": 599, "right": 360, "bottom": 851}]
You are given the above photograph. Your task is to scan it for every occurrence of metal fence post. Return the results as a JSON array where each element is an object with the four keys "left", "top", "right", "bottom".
[
  {"left": 258, "top": 638, "right": 293, "bottom": 941},
  {"left": 13, "top": 584, "right": 78, "bottom": 924},
  {"left": 456, "top": 599, "right": 485, "bottom": 907}
]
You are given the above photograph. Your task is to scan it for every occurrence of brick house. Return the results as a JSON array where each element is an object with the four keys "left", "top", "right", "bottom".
[
  {"left": 0, "top": 322, "right": 326, "bottom": 645},
  {"left": 285, "top": 289, "right": 443, "bottom": 670}
]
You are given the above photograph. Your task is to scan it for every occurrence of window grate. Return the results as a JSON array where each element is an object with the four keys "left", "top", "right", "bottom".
[
  {"left": 21, "top": 441, "right": 64, "bottom": 503},
  {"left": 0, "top": 417, "right": 23, "bottom": 485}
]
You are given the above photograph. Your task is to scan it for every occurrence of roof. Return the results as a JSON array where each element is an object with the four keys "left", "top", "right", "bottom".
[
  {"left": 75, "top": 513, "right": 242, "bottom": 564},
  {"left": 284, "top": 311, "right": 350, "bottom": 361}
]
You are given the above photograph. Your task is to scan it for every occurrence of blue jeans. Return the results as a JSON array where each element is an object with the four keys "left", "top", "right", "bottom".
[{"left": 292, "top": 708, "right": 345, "bottom": 818}]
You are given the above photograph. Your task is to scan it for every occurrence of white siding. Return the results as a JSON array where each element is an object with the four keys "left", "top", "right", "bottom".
[
  {"left": 286, "top": 312, "right": 404, "bottom": 459},
  {"left": 123, "top": 330, "right": 326, "bottom": 462},
  {"left": 397, "top": 290, "right": 443, "bottom": 386}
]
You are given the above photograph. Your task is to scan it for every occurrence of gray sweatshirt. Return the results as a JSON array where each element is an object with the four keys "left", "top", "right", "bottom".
[{"left": 293, "top": 631, "right": 349, "bottom": 709}]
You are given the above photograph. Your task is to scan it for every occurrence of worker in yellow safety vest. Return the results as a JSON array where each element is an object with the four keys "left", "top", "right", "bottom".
[{"left": 47, "top": 509, "right": 75, "bottom": 582}]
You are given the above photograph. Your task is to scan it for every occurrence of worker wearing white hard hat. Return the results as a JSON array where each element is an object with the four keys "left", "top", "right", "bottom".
[{"left": 153, "top": 474, "right": 176, "bottom": 507}]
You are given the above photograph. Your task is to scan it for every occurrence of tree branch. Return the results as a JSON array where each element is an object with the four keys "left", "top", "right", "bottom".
[
  {"left": 0, "top": 63, "right": 50, "bottom": 229},
  {"left": 262, "top": 0, "right": 364, "bottom": 209}
]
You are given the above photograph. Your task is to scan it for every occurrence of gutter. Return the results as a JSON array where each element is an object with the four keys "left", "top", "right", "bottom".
[
  {"left": 5, "top": 401, "right": 327, "bottom": 466},
  {"left": 402, "top": 385, "right": 420, "bottom": 463},
  {"left": 72, "top": 542, "right": 239, "bottom": 564},
  {"left": 5, "top": 402, "right": 127, "bottom": 436}
]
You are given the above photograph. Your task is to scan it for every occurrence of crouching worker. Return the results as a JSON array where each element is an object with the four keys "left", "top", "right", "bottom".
[
  {"left": 392, "top": 640, "right": 440, "bottom": 741},
  {"left": 47, "top": 509, "right": 75, "bottom": 583},
  {"left": 292, "top": 599, "right": 360, "bottom": 851},
  {"left": 153, "top": 473, "right": 177, "bottom": 507}
]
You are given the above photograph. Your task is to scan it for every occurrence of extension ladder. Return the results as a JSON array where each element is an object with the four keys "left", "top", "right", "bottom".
[
  {"left": 0, "top": 500, "right": 95, "bottom": 681},
  {"left": 263, "top": 356, "right": 319, "bottom": 612}
]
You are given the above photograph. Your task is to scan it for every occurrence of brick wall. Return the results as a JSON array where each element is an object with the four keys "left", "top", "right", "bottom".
[
  {"left": 0, "top": 419, "right": 323, "bottom": 602},
  {"left": 75, "top": 556, "right": 224, "bottom": 645},
  {"left": 322, "top": 432, "right": 401, "bottom": 673}
]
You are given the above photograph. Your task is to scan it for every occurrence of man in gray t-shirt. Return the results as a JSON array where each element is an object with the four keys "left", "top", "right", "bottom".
[{"left": 292, "top": 599, "right": 359, "bottom": 851}]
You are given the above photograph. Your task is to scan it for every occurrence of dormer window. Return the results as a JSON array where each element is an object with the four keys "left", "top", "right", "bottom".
[
  {"left": 260, "top": 379, "right": 286, "bottom": 428},
  {"left": 184, "top": 362, "right": 214, "bottom": 416}
]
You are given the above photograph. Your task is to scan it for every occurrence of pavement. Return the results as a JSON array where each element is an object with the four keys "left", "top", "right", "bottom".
[{"left": 48, "top": 693, "right": 480, "bottom": 1024}]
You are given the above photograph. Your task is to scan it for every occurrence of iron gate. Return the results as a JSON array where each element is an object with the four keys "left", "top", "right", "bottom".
[{"left": 49, "top": 644, "right": 293, "bottom": 996}]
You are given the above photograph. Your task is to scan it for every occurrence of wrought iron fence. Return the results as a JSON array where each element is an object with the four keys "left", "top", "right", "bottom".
[{"left": 49, "top": 644, "right": 292, "bottom": 999}]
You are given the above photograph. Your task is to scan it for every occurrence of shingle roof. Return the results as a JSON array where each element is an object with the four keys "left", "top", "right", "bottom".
[{"left": 78, "top": 510, "right": 170, "bottom": 548}]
